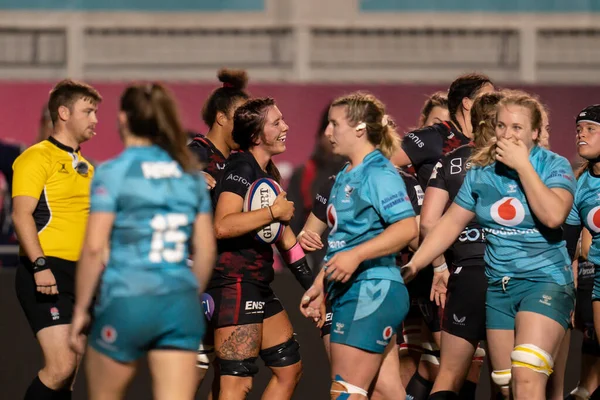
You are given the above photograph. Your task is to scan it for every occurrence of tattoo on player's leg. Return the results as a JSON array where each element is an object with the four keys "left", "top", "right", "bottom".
[{"left": 218, "top": 324, "right": 261, "bottom": 360}]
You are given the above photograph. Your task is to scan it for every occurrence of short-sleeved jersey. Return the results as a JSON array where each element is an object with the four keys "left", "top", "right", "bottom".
[
  {"left": 428, "top": 144, "right": 485, "bottom": 267},
  {"left": 188, "top": 134, "right": 228, "bottom": 181},
  {"left": 188, "top": 135, "right": 228, "bottom": 207},
  {"left": 209, "top": 151, "right": 276, "bottom": 288},
  {"left": 313, "top": 176, "right": 336, "bottom": 224},
  {"left": 325, "top": 150, "right": 416, "bottom": 298},
  {"left": 314, "top": 168, "right": 422, "bottom": 223},
  {"left": 566, "top": 169, "right": 600, "bottom": 267},
  {"left": 454, "top": 146, "right": 576, "bottom": 284},
  {"left": 12, "top": 137, "right": 94, "bottom": 261},
  {"left": 398, "top": 168, "right": 424, "bottom": 216},
  {"left": 402, "top": 121, "right": 471, "bottom": 189},
  {"left": 90, "top": 145, "right": 211, "bottom": 299}
]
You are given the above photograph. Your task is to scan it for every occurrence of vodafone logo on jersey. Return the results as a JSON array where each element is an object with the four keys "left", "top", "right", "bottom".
[
  {"left": 326, "top": 204, "right": 338, "bottom": 234},
  {"left": 586, "top": 206, "right": 600, "bottom": 233},
  {"left": 490, "top": 197, "right": 525, "bottom": 227}
]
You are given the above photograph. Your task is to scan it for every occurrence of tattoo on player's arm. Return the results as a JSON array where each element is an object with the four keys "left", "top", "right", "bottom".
[{"left": 217, "top": 324, "right": 262, "bottom": 360}]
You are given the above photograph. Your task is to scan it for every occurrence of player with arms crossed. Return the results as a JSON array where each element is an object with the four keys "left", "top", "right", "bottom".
[{"left": 300, "top": 92, "right": 418, "bottom": 399}]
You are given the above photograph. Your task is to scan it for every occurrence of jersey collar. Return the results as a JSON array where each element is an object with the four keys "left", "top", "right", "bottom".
[
  {"left": 48, "top": 136, "right": 80, "bottom": 153},
  {"left": 444, "top": 121, "right": 470, "bottom": 142},
  {"left": 588, "top": 165, "right": 600, "bottom": 179},
  {"left": 202, "top": 136, "right": 226, "bottom": 160}
]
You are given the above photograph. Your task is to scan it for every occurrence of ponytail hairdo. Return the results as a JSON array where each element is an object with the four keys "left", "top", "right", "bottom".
[
  {"left": 447, "top": 73, "right": 493, "bottom": 129},
  {"left": 469, "top": 90, "right": 542, "bottom": 168},
  {"left": 202, "top": 68, "right": 250, "bottom": 128},
  {"left": 120, "top": 83, "right": 198, "bottom": 172},
  {"left": 330, "top": 91, "right": 400, "bottom": 159}
]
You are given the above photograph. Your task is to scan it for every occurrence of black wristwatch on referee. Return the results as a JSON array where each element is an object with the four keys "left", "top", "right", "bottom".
[{"left": 32, "top": 257, "right": 48, "bottom": 273}]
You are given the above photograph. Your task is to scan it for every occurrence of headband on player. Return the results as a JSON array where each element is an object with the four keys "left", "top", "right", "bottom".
[{"left": 576, "top": 104, "right": 600, "bottom": 126}]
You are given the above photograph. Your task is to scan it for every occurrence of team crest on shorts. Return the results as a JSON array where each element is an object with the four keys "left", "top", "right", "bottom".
[
  {"left": 50, "top": 307, "right": 60, "bottom": 321},
  {"left": 382, "top": 326, "right": 393, "bottom": 340},
  {"left": 101, "top": 325, "right": 118, "bottom": 344},
  {"left": 490, "top": 197, "right": 525, "bottom": 227}
]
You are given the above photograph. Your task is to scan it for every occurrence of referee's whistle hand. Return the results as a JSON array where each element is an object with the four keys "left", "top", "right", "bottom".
[{"left": 34, "top": 269, "right": 59, "bottom": 295}]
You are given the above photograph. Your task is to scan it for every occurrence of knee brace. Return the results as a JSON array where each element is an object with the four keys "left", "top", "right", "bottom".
[
  {"left": 491, "top": 369, "right": 511, "bottom": 390},
  {"left": 511, "top": 344, "right": 554, "bottom": 376},
  {"left": 218, "top": 357, "right": 259, "bottom": 377},
  {"left": 420, "top": 342, "right": 440, "bottom": 365},
  {"left": 259, "top": 337, "right": 301, "bottom": 368},
  {"left": 331, "top": 375, "right": 368, "bottom": 399},
  {"left": 197, "top": 342, "right": 215, "bottom": 370}
]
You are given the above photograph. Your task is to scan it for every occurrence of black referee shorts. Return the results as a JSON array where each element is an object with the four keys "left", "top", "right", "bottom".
[{"left": 15, "top": 256, "right": 76, "bottom": 335}]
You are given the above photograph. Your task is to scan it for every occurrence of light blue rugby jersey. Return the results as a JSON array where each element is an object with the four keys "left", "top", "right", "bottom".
[
  {"left": 567, "top": 169, "right": 600, "bottom": 266},
  {"left": 324, "top": 150, "right": 415, "bottom": 297},
  {"left": 454, "top": 145, "right": 576, "bottom": 284},
  {"left": 90, "top": 145, "right": 211, "bottom": 299}
]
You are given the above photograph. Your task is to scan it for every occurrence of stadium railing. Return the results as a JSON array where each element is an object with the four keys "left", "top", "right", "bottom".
[{"left": 0, "top": 0, "right": 598, "bottom": 83}]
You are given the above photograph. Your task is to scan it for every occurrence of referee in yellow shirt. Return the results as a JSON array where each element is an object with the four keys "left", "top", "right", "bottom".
[{"left": 12, "top": 79, "right": 101, "bottom": 400}]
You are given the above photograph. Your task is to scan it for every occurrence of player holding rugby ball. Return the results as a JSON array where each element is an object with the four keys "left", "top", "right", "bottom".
[{"left": 205, "top": 97, "right": 313, "bottom": 399}]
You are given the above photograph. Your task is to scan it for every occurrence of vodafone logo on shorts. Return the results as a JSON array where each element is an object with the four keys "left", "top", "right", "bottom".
[
  {"left": 382, "top": 326, "right": 393, "bottom": 340},
  {"left": 101, "top": 325, "right": 118, "bottom": 344},
  {"left": 326, "top": 204, "right": 338, "bottom": 234},
  {"left": 586, "top": 206, "right": 600, "bottom": 233},
  {"left": 490, "top": 197, "right": 525, "bottom": 227}
]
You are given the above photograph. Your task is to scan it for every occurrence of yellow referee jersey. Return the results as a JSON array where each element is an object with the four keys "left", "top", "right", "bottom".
[{"left": 12, "top": 137, "right": 94, "bottom": 261}]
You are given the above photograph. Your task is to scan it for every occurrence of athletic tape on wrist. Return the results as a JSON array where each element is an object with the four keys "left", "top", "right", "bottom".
[
  {"left": 433, "top": 262, "right": 448, "bottom": 273},
  {"left": 282, "top": 242, "right": 305, "bottom": 264}
]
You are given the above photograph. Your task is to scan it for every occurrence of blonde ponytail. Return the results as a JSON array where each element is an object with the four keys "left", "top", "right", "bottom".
[
  {"left": 378, "top": 118, "right": 401, "bottom": 159},
  {"left": 468, "top": 91, "right": 505, "bottom": 168},
  {"left": 331, "top": 91, "right": 399, "bottom": 160}
]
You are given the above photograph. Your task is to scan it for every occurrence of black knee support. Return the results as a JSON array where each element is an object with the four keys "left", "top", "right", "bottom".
[
  {"left": 218, "top": 357, "right": 259, "bottom": 377},
  {"left": 406, "top": 372, "right": 434, "bottom": 400},
  {"left": 259, "top": 337, "right": 301, "bottom": 367}
]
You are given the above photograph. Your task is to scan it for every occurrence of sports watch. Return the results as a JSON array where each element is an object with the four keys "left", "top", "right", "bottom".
[{"left": 32, "top": 257, "right": 48, "bottom": 272}]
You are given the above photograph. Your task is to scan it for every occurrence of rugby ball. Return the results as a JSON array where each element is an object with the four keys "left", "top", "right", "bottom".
[{"left": 243, "top": 178, "right": 285, "bottom": 244}]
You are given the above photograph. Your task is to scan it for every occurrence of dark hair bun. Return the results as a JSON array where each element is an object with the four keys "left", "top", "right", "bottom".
[{"left": 218, "top": 68, "right": 248, "bottom": 90}]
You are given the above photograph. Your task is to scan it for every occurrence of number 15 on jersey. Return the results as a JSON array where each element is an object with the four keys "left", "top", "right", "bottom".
[{"left": 149, "top": 213, "right": 189, "bottom": 263}]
